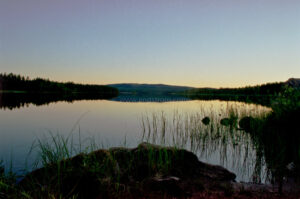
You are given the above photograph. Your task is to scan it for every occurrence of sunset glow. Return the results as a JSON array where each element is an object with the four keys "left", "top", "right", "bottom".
[{"left": 1, "top": 0, "right": 299, "bottom": 87}]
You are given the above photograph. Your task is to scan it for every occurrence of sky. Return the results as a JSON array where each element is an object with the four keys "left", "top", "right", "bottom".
[{"left": 0, "top": 0, "right": 299, "bottom": 88}]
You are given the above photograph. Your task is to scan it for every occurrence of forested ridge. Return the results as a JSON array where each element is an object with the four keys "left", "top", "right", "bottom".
[
  {"left": 185, "top": 82, "right": 286, "bottom": 96},
  {"left": 0, "top": 73, "right": 118, "bottom": 95}
]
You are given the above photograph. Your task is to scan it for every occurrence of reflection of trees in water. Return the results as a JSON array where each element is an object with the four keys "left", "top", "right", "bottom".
[
  {"left": 0, "top": 93, "right": 118, "bottom": 110},
  {"left": 140, "top": 103, "right": 271, "bottom": 183},
  {"left": 0, "top": 92, "right": 2, "bottom": 108},
  {"left": 111, "top": 94, "right": 190, "bottom": 102},
  {"left": 187, "top": 94, "right": 274, "bottom": 108}
]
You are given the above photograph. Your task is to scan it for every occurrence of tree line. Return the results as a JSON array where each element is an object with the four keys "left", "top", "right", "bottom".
[
  {"left": 185, "top": 82, "right": 285, "bottom": 97},
  {"left": 0, "top": 73, "right": 118, "bottom": 95}
]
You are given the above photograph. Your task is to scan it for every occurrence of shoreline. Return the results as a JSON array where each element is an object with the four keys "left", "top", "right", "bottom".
[{"left": 12, "top": 143, "right": 299, "bottom": 198}]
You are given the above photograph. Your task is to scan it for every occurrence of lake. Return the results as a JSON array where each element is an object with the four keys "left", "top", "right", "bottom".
[{"left": 0, "top": 95, "right": 272, "bottom": 183}]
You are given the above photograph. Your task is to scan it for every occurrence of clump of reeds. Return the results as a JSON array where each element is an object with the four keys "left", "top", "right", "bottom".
[{"left": 139, "top": 102, "right": 271, "bottom": 183}]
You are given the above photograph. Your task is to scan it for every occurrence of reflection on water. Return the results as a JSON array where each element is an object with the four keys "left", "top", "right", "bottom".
[
  {"left": 0, "top": 92, "right": 117, "bottom": 110},
  {"left": 0, "top": 93, "right": 272, "bottom": 183},
  {"left": 0, "top": 92, "right": 273, "bottom": 110},
  {"left": 140, "top": 103, "right": 271, "bottom": 183},
  {"left": 111, "top": 94, "right": 190, "bottom": 102}
]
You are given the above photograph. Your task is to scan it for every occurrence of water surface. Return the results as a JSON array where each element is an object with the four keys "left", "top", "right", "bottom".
[{"left": 0, "top": 96, "right": 271, "bottom": 182}]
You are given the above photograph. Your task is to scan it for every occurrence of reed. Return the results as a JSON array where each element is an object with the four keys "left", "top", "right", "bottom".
[{"left": 139, "top": 102, "right": 270, "bottom": 183}]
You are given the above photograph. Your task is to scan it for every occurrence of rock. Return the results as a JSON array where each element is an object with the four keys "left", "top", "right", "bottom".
[
  {"left": 239, "top": 116, "right": 257, "bottom": 133},
  {"left": 220, "top": 116, "right": 238, "bottom": 127},
  {"left": 143, "top": 176, "right": 191, "bottom": 198},
  {"left": 19, "top": 143, "right": 236, "bottom": 199},
  {"left": 220, "top": 118, "right": 231, "bottom": 126},
  {"left": 202, "top": 117, "right": 210, "bottom": 125}
]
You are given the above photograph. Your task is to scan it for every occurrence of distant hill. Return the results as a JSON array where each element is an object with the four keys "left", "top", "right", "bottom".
[
  {"left": 107, "top": 83, "right": 194, "bottom": 95},
  {"left": 108, "top": 79, "right": 300, "bottom": 96},
  {"left": 286, "top": 78, "right": 300, "bottom": 88}
]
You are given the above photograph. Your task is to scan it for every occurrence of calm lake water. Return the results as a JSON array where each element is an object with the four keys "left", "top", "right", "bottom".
[{"left": 0, "top": 97, "right": 271, "bottom": 182}]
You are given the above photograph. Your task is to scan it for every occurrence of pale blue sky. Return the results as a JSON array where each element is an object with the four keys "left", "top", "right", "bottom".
[{"left": 0, "top": 0, "right": 299, "bottom": 87}]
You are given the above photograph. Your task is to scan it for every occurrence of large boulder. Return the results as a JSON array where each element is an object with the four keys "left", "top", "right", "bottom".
[{"left": 20, "top": 143, "right": 236, "bottom": 199}]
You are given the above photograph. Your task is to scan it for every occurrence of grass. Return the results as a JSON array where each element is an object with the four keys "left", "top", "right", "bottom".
[
  {"left": 0, "top": 160, "right": 31, "bottom": 199},
  {"left": 251, "top": 103, "right": 300, "bottom": 192},
  {"left": 138, "top": 93, "right": 300, "bottom": 190},
  {"left": 0, "top": 129, "right": 107, "bottom": 198},
  {"left": 0, "top": 131, "right": 183, "bottom": 198},
  {"left": 140, "top": 102, "right": 271, "bottom": 183}
]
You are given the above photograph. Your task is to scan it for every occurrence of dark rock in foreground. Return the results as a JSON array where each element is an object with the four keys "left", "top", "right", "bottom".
[{"left": 20, "top": 142, "right": 236, "bottom": 199}]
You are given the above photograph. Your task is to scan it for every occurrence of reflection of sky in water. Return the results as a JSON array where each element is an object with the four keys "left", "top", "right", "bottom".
[{"left": 0, "top": 99, "right": 271, "bottom": 182}]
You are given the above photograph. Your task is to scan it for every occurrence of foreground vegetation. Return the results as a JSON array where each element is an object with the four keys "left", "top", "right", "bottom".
[
  {"left": 1, "top": 140, "right": 298, "bottom": 198},
  {"left": 241, "top": 87, "right": 300, "bottom": 193},
  {"left": 140, "top": 103, "right": 270, "bottom": 182},
  {"left": 1, "top": 141, "right": 237, "bottom": 199},
  {"left": 141, "top": 86, "right": 300, "bottom": 193}
]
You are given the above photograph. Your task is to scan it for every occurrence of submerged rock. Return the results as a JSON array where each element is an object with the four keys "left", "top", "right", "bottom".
[
  {"left": 220, "top": 118, "right": 231, "bottom": 126},
  {"left": 20, "top": 142, "right": 236, "bottom": 199},
  {"left": 220, "top": 117, "right": 238, "bottom": 127},
  {"left": 202, "top": 117, "right": 210, "bottom": 125},
  {"left": 239, "top": 116, "right": 258, "bottom": 133}
]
